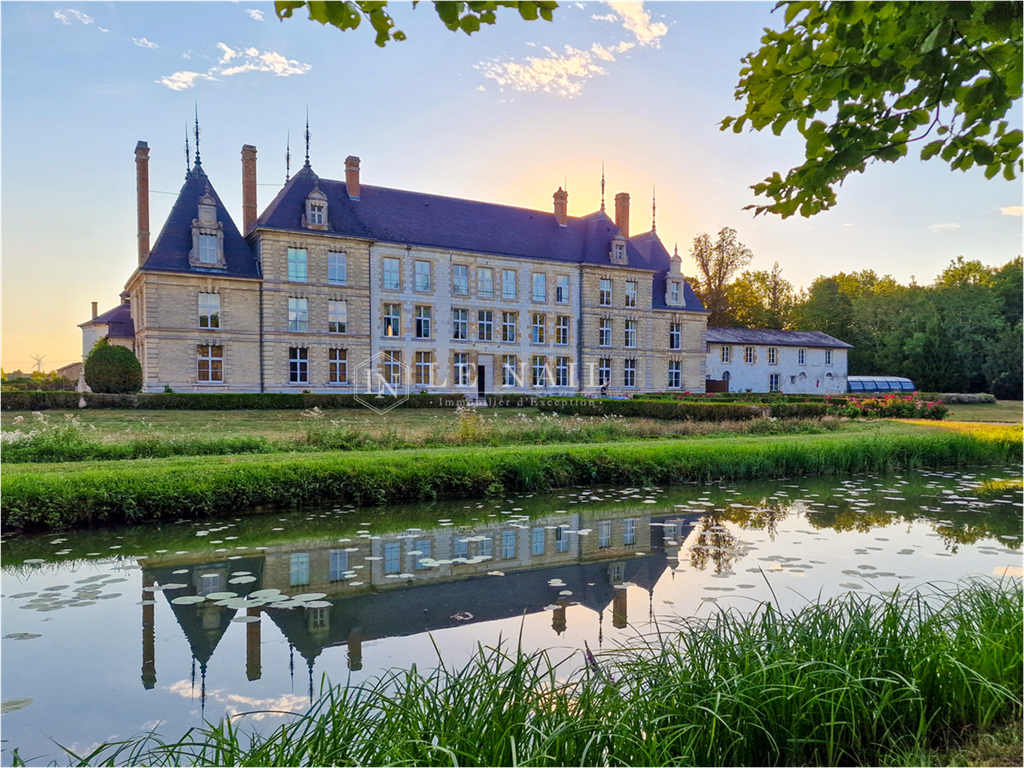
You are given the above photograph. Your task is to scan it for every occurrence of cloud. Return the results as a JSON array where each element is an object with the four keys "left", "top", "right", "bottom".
[
  {"left": 132, "top": 37, "right": 160, "bottom": 49},
  {"left": 217, "top": 42, "right": 240, "bottom": 63},
  {"left": 159, "top": 44, "right": 312, "bottom": 89},
  {"left": 246, "top": 9, "right": 265, "bottom": 21},
  {"left": 219, "top": 50, "right": 312, "bottom": 77},
  {"left": 54, "top": 11, "right": 70, "bottom": 24},
  {"left": 166, "top": 680, "right": 309, "bottom": 721},
  {"left": 929, "top": 223, "right": 961, "bottom": 233},
  {"left": 591, "top": 13, "right": 617, "bottom": 22},
  {"left": 477, "top": 45, "right": 609, "bottom": 97},
  {"left": 601, "top": 1, "right": 668, "bottom": 47},
  {"left": 1000, "top": 205, "right": 1022, "bottom": 216},
  {"left": 66, "top": 9, "right": 94, "bottom": 25},
  {"left": 157, "top": 71, "right": 218, "bottom": 91}
]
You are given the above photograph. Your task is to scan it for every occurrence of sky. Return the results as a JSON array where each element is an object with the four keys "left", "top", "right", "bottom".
[{"left": 2, "top": 1, "right": 1022, "bottom": 373}]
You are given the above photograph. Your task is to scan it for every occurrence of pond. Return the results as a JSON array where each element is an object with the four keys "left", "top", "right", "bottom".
[{"left": 1, "top": 467, "right": 1021, "bottom": 765}]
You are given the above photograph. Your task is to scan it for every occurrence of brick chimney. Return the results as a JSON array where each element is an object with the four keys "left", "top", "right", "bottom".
[
  {"left": 135, "top": 141, "right": 150, "bottom": 266},
  {"left": 614, "top": 192, "right": 630, "bottom": 239},
  {"left": 345, "top": 155, "right": 360, "bottom": 200},
  {"left": 91, "top": 301, "right": 98, "bottom": 319},
  {"left": 553, "top": 187, "right": 568, "bottom": 227},
  {"left": 241, "top": 144, "right": 258, "bottom": 235}
]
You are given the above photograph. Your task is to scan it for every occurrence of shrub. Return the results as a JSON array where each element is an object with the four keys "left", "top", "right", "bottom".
[
  {"left": 543, "top": 397, "right": 766, "bottom": 421},
  {"left": 1, "top": 391, "right": 81, "bottom": 411},
  {"left": 83, "top": 342, "right": 142, "bottom": 394},
  {"left": 915, "top": 392, "right": 998, "bottom": 405},
  {"left": 829, "top": 394, "right": 948, "bottom": 420}
]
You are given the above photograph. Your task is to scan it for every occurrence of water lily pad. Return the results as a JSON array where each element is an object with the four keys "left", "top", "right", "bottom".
[
  {"left": 250, "top": 589, "right": 282, "bottom": 599},
  {"left": 3, "top": 633, "right": 41, "bottom": 640},
  {"left": 204, "top": 592, "right": 238, "bottom": 600},
  {"left": 1, "top": 698, "right": 33, "bottom": 714},
  {"left": 303, "top": 601, "right": 332, "bottom": 609},
  {"left": 228, "top": 576, "right": 257, "bottom": 585},
  {"left": 292, "top": 593, "right": 327, "bottom": 602},
  {"left": 8, "top": 593, "right": 36, "bottom": 599},
  {"left": 231, "top": 616, "right": 260, "bottom": 623},
  {"left": 171, "top": 595, "right": 206, "bottom": 605}
]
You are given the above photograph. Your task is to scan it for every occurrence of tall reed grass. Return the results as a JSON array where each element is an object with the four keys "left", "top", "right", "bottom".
[{"left": 25, "top": 579, "right": 1021, "bottom": 767}]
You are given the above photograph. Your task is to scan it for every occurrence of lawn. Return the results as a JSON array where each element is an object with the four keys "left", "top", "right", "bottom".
[{"left": 944, "top": 400, "right": 1023, "bottom": 423}]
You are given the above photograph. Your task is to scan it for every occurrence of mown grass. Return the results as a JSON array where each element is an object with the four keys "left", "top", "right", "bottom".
[
  {"left": 20, "top": 579, "right": 1021, "bottom": 767},
  {"left": 944, "top": 400, "right": 1024, "bottom": 423},
  {"left": 2, "top": 426, "right": 1020, "bottom": 532}
]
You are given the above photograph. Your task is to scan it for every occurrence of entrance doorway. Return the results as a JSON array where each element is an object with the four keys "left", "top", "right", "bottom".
[{"left": 477, "top": 365, "right": 486, "bottom": 397}]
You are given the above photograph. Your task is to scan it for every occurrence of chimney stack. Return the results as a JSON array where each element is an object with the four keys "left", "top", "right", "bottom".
[
  {"left": 553, "top": 187, "right": 568, "bottom": 227},
  {"left": 345, "top": 156, "right": 360, "bottom": 200},
  {"left": 135, "top": 141, "right": 150, "bottom": 266},
  {"left": 241, "top": 145, "right": 258, "bottom": 235},
  {"left": 614, "top": 192, "right": 630, "bottom": 239},
  {"left": 91, "top": 301, "right": 98, "bottom": 319}
]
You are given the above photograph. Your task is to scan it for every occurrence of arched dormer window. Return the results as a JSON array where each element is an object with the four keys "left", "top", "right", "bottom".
[
  {"left": 609, "top": 233, "right": 628, "bottom": 265},
  {"left": 303, "top": 184, "right": 329, "bottom": 231},
  {"left": 189, "top": 189, "right": 226, "bottom": 269}
]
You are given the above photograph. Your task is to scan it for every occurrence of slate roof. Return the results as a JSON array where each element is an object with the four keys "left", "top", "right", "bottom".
[
  {"left": 630, "top": 230, "right": 707, "bottom": 312},
  {"left": 705, "top": 328, "right": 853, "bottom": 349},
  {"left": 78, "top": 302, "right": 135, "bottom": 338},
  {"left": 142, "top": 165, "right": 260, "bottom": 278}
]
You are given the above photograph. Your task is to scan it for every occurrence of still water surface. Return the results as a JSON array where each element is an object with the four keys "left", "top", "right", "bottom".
[{"left": 2, "top": 468, "right": 1021, "bottom": 764}]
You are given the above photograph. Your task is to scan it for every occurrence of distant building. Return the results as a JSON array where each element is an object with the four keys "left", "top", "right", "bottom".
[{"left": 704, "top": 328, "right": 852, "bottom": 395}]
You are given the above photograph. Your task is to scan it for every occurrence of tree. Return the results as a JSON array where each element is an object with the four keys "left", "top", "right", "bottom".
[
  {"left": 274, "top": 1, "right": 557, "bottom": 46},
  {"left": 935, "top": 255, "right": 995, "bottom": 287},
  {"left": 984, "top": 321, "right": 1023, "bottom": 398},
  {"left": 730, "top": 261, "right": 797, "bottom": 329},
  {"left": 689, "top": 227, "right": 754, "bottom": 326},
  {"left": 723, "top": 1, "right": 1023, "bottom": 217},
  {"left": 794, "top": 277, "right": 854, "bottom": 343},
  {"left": 990, "top": 255, "right": 1023, "bottom": 322},
  {"left": 84, "top": 340, "right": 143, "bottom": 394}
]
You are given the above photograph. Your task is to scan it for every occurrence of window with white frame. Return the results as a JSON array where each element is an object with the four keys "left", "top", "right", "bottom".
[
  {"left": 452, "top": 308, "right": 468, "bottom": 340},
  {"left": 502, "top": 311, "right": 517, "bottom": 342},
  {"left": 767, "top": 347, "right": 779, "bottom": 365},
  {"left": 288, "top": 248, "right": 307, "bottom": 282},
  {"left": 414, "top": 306, "right": 431, "bottom": 339},
  {"left": 502, "top": 355, "right": 519, "bottom": 387},
  {"left": 668, "top": 360, "right": 681, "bottom": 389},
  {"left": 453, "top": 352, "right": 470, "bottom": 386},
  {"left": 289, "top": 347, "right": 308, "bottom": 384},
  {"left": 502, "top": 530, "right": 516, "bottom": 559},
  {"left": 478, "top": 310, "right": 493, "bottom": 342},
  {"left": 555, "top": 526, "right": 568, "bottom": 553},
  {"left": 384, "top": 542, "right": 401, "bottom": 574},
  {"left": 199, "top": 234, "right": 218, "bottom": 264},
  {"left": 532, "top": 273, "right": 546, "bottom": 302},
  {"left": 769, "top": 372, "right": 781, "bottom": 392},
  {"left": 415, "top": 351, "right": 431, "bottom": 385},
  {"left": 531, "top": 313, "right": 545, "bottom": 344},
  {"left": 329, "top": 349, "right": 347, "bottom": 384},
  {"left": 414, "top": 260, "right": 431, "bottom": 292},
  {"left": 669, "top": 322, "right": 681, "bottom": 350},
  {"left": 290, "top": 553, "right": 310, "bottom": 586},
  {"left": 199, "top": 573, "right": 221, "bottom": 595},
  {"left": 624, "top": 319, "right": 637, "bottom": 348},
  {"left": 555, "top": 356, "right": 570, "bottom": 387},
  {"left": 598, "top": 520, "right": 611, "bottom": 548},
  {"left": 328, "top": 300, "right": 347, "bottom": 334},
  {"left": 198, "top": 292, "right": 220, "bottom": 329},
  {"left": 798, "top": 349, "right": 806, "bottom": 365},
  {"left": 415, "top": 539, "right": 431, "bottom": 569},
  {"left": 288, "top": 298, "right": 308, "bottom": 332},
  {"left": 625, "top": 280, "right": 637, "bottom": 308},
  {"left": 624, "top": 358, "right": 636, "bottom": 388},
  {"left": 744, "top": 346, "right": 756, "bottom": 364},
  {"left": 453, "top": 264, "right": 469, "bottom": 295},
  {"left": 556, "top": 275, "right": 570, "bottom": 303},
  {"left": 383, "top": 304, "right": 401, "bottom": 337},
  {"left": 328, "top": 252, "right": 347, "bottom": 285},
  {"left": 721, "top": 346, "right": 732, "bottom": 363},
  {"left": 624, "top": 518, "right": 636, "bottom": 546},
  {"left": 599, "top": 279, "right": 612, "bottom": 306},
  {"left": 329, "top": 549, "right": 348, "bottom": 581},
  {"left": 308, "top": 202, "right": 325, "bottom": 225},
  {"left": 480, "top": 537, "right": 493, "bottom": 558},
  {"left": 598, "top": 358, "right": 611, "bottom": 386},
  {"left": 383, "top": 350, "right": 402, "bottom": 385},
  {"left": 383, "top": 257, "right": 401, "bottom": 290},
  {"left": 502, "top": 269, "right": 517, "bottom": 299},
  {"left": 670, "top": 281, "right": 680, "bottom": 303},
  {"left": 599, "top": 318, "right": 611, "bottom": 347},
  {"left": 478, "top": 267, "right": 493, "bottom": 297},
  {"left": 453, "top": 538, "right": 469, "bottom": 559},
  {"left": 532, "top": 527, "right": 545, "bottom": 555},
  {"left": 555, "top": 316, "right": 569, "bottom": 346},
  {"left": 197, "top": 344, "right": 223, "bottom": 383},
  {"left": 825, "top": 349, "right": 833, "bottom": 365},
  {"left": 531, "top": 356, "right": 546, "bottom": 387}
]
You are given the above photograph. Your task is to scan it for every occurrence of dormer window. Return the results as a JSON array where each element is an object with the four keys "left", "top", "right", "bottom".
[
  {"left": 199, "top": 235, "right": 217, "bottom": 264},
  {"left": 309, "top": 203, "right": 324, "bottom": 225},
  {"left": 303, "top": 184, "right": 329, "bottom": 230},
  {"left": 670, "top": 281, "right": 680, "bottom": 304},
  {"left": 189, "top": 190, "right": 226, "bottom": 269},
  {"left": 610, "top": 234, "right": 628, "bottom": 265}
]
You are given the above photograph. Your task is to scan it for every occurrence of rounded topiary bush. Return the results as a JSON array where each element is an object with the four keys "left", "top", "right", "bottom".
[{"left": 84, "top": 341, "right": 143, "bottom": 394}]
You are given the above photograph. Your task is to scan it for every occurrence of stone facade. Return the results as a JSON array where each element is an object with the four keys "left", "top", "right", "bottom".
[{"left": 704, "top": 330, "right": 851, "bottom": 395}]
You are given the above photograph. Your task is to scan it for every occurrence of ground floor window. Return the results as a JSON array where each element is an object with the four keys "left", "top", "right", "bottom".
[
  {"left": 668, "top": 360, "right": 681, "bottom": 389},
  {"left": 598, "top": 358, "right": 611, "bottom": 386},
  {"left": 290, "top": 553, "right": 310, "bottom": 586},
  {"left": 453, "top": 352, "right": 470, "bottom": 386},
  {"left": 531, "top": 356, "right": 546, "bottom": 388},
  {"left": 329, "top": 549, "right": 348, "bottom": 581},
  {"left": 289, "top": 347, "right": 308, "bottom": 384},
  {"left": 769, "top": 372, "right": 781, "bottom": 392},
  {"left": 624, "top": 518, "right": 636, "bottom": 545},
  {"left": 555, "top": 356, "right": 570, "bottom": 387},
  {"left": 502, "top": 355, "right": 519, "bottom": 387},
  {"left": 197, "top": 344, "right": 223, "bottom": 383},
  {"left": 598, "top": 520, "right": 611, "bottom": 548},
  {"left": 502, "top": 530, "right": 516, "bottom": 559},
  {"left": 532, "top": 527, "right": 545, "bottom": 555},
  {"left": 556, "top": 526, "right": 569, "bottom": 553},
  {"left": 415, "top": 351, "right": 431, "bottom": 386},
  {"left": 384, "top": 542, "right": 401, "bottom": 573},
  {"left": 329, "top": 349, "right": 347, "bottom": 384},
  {"left": 383, "top": 350, "right": 402, "bottom": 386},
  {"left": 623, "top": 359, "right": 636, "bottom": 388}
]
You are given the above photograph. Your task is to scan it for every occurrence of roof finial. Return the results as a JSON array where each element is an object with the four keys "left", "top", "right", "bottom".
[
  {"left": 652, "top": 184, "right": 657, "bottom": 232},
  {"left": 285, "top": 130, "right": 291, "bottom": 182},
  {"left": 184, "top": 122, "right": 191, "bottom": 178},
  {"left": 600, "top": 162, "right": 606, "bottom": 212},
  {"left": 674, "top": 242, "right": 679, "bottom": 257},
  {"left": 193, "top": 102, "right": 201, "bottom": 167},
  {"left": 304, "top": 108, "right": 310, "bottom": 166}
]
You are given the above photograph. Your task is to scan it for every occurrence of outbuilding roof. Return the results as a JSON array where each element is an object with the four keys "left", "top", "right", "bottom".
[
  {"left": 705, "top": 328, "right": 853, "bottom": 348},
  {"left": 78, "top": 302, "right": 135, "bottom": 338}
]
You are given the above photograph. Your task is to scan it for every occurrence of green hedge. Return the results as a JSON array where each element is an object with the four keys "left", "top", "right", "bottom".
[
  {"left": 915, "top": 392, "right": 998, "bottom": 404},
  {"left": 637, "top": 392, "right": 850, "bottom": 406},
  {"left": 543, "top": 397, "right": 766, "bottom": 421},
  {"left": 1, "top": 391, "right": 81, "bottom": 410},
  {"left": 2, "top": 391, "right": 467, "bottom": 411},
  {"left": 769, "top": 402, "right": 831, "bottom": 418}
]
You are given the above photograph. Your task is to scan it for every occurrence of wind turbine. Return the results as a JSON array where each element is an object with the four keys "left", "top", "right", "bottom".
[{"left": 31, "top": 354, "right": 46, "bottom": 373}]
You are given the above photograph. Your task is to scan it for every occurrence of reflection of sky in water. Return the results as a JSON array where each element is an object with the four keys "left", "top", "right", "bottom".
[{"left": 1, "top": 468, "right": 1020, "bottom": 766}]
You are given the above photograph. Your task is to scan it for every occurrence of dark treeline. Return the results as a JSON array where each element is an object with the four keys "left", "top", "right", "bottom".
[{"left": 689, "top": 229, "right": 1022, "bottom": 399}]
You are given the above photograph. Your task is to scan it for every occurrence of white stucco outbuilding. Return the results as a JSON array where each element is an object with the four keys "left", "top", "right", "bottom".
[{"left": 704, "top": 328, "right": 852, "bottom": 395}]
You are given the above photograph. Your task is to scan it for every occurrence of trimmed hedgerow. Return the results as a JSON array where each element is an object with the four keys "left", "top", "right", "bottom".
[
  {"left": 543, "top": 397, "right": 766, "bottom": 421},
  {"left": 2, "top": 391, "right": 469, "bottom": 411},
  {"left": 0, "top": 391, "right": 81, "bottom": 411},
  {"left": 916, "top": 392, "right": 998, "bottom": 405}
]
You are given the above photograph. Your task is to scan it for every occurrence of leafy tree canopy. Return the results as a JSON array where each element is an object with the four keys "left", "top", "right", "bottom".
[
  {"left": 723, "top": 1, "right": 1023, "bottom": 217},
  {"left": 689, "top": 227, "right": 754, "bottom": 326},
  {"left": 274, "top": 1, "right": 557, "bottom": 46},
  {"left": 84, "top": 340, "right": 143, "bottom": 395},
  {"left": 935, "top": 255, "right": 996, "bottom": 287}
]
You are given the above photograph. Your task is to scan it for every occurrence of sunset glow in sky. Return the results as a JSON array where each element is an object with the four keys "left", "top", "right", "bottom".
[{"left": 2, "top": 1, "right": 1021, "bottom": 371}]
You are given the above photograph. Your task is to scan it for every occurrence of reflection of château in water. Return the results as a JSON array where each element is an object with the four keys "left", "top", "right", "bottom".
[{"left": 138, "top": 509, "right": 701, "bottom": 705}]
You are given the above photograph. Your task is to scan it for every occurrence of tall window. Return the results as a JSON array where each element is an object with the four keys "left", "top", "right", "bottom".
[
  {"left": 598, "top": 520, "right": 611, "bottom": 548},
  {"left": 197, "top": 345, "right": 223, "bottom": 383},
  {"left": 289, "top": 348, "right": 308, "bottom": 383},
  {"left": 555, "top": 357, "right": 570, "bottom": 387},
  {"left": 453, "top": 538, "right": 469, "bottom": 559},
  {"left": 624, "top": 358, "right": 636, "bottom": 388},
  {"left": 599, "top": 279, "right": 612, "bottom": 306},
  {"left": 288, "top": 298, "right": 308, "bottom": 332},
  {"left": 453, "top": 352, "right": 470, "bottom": 386},
  {"left": 328, "top": 252, "right": 347, "bottom": 285},
  {"left": 289, "top": 553, "right": 310, "bottom": 586},
  {"left": 670, "top": 281, "right": 680, "bottom": 303},
  {"left": 502, "top": 530, "right": 516, "bottom": 559},
  {"left": 383, "top": 350, "right": 402, "bottom": 385},
  {"left": 329, "top": 349, "right": 348, "bottom": 384},
  {"left": 199, "top": 234, "right": 217, "bottom": 264},
  {"left": 415, "top": 351, "right": 431, "bottom": 385},
  {"left": 414, "top": 306, "right": 431, "bottom": 339},
  {"left": 721, "top": 346, "right": 732, "bottom": 363},
  {"left": 288, "top": 248, "right": 307, "bottom": 282},
  {"left": 198, "top": 293, "right": 220, "bottom": 329},
  {"left": 502, "top": 311, "right": 517, "bottom": 342},
  {"left": 503, "top": 269, "right": 517, "bottom": 300},
  {"left": 531, "top": 313, "right": 546, "bottom": 344},
  {"left": 415, "top": 540, "right": 431, "bottom": 570},
  {"left": 452, "top": 308, "right": 468, "bottom": 340},
  {"left": 532, "top": 528, "right": 545, "bottom": 555},
  {"left": 415, "top": 260, "right": 431, "bottom": 292},
  {"left": 599, "top": 318, "right": 611, "bottom": 347},
  {"left": 767, "top": 347, "right": 779, "bottom": 365},
  {"left": 669, "top": 322, "right": 681, "bottom": 350},
  {"left": 328, "top": 300, "right": 347, "bottom": 334},
  {"left": 555, "top": 316, "right": 569, "bottom": 346},
  {"left": 555, "top": 526, "right": 568, "bottom": 553},
  {"left": 668, "top": 360, "right": 681, "bottom": 389},
  {"left": 743, "top": 346, "right": 755, "bottom": 364},
  {"left": 624, "top": 518, "right": 636, "bottom": 546},
  {"left": 598, "top": 358, "right": 611, "bottom": 386},
  {"left": 532, "top": 356, "right": 546, "bottom": 387},
  {"left": 798, "top": 349, "right": 806, "bottom": 365},
  {"left": 478, "top": 310, "right": 493, "bottom": 342},
  {"left": 383, "top": 257, "right": 401, "bottom": 290},
  {"left": 502, "top": 355, "right": 519, "bottom": 387},
  {"left": 624, "top": 319, "right": 636, "bottom": 348},
  {"left": 769, "top": 372, "right": 781, "bottom": 392},
  {"left": 383, "top": 304, "right": 401, "bottom": 337},
  {"left": 625, "top": 280, "right": 637, "bottom": 308},
  {"left": 480, "top": 537, "right": 493, "bottom": 558},
  {"left": 532, "top": 273, "right": 546, "bottom": 302},
  {"left": 329, "top": 549, "right": 348, "bottom": 581},
  {"left": 825, "top": 349, "right": 833, "bottom": 365},
  {"left": 556, "top": 275, "right": 570, "bottom": 303},
  {"left": 384, "top": 542, "right": 401, "bottom": 574},
  {"left": 452, "top": 264, "right": 469, "bottom": 295},
  {"left": 478, "top": 267, "right": 493, "bottom": 297}
]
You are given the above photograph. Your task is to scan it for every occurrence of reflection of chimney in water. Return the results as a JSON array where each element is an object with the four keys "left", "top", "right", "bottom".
[
  {"left": 612, "top": 587, "right": 628, "bottom": 629},
  {"left": 348, "top": 628, "right": 364, "bottom": 671},
  {"left": 142, "top": 572, "right": 156, "bottom": 689},
  {"left": 552, "top": 601, "right": 567, "bottom": 635},
  {"left": 246, "top": 608, "right": 261, "bottom": 681}
]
